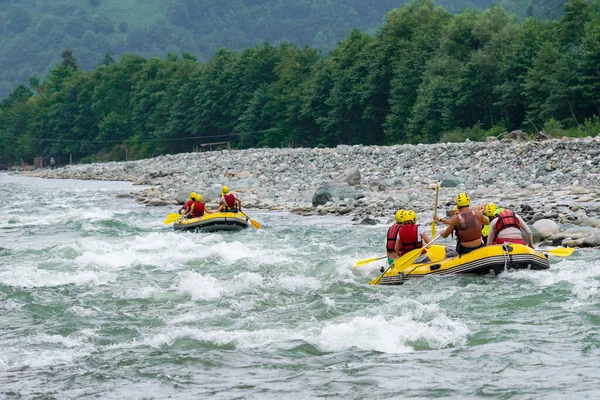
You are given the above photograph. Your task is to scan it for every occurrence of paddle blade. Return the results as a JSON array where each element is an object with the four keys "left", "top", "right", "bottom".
[
  {"left": 249, "top": 218, "right": 261, "bottom": 229},
  {"left": 368, "top": 275, "right": 383, "bottom": 285},
  {"left": 544, "top": 247, "right": 575, "bottom": 257},
  {"left": 355, "top": 256, "right": 386, "bottom": 268},
  {"left": 164, "top": 213, "right": 182, "bottom": 225}
]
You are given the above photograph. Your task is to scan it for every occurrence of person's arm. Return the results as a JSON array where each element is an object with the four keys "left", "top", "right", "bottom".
[
  {"left": 440, "top": 218, "right": 457, "bottom": 238},
  {"left": 394, "top": 236, "right": 402, "bottom": 256},
  {"left": 435, "top": 215, "right": 452, "bottom": 225},
  {"left": 487, "top": 219, "right": 498, "bottom": 246},
  {"left": 419, "top": 226, "right": 431, "bottom": 244},
  {"left": 204, "top": 203, "right": 213, "bottom": 214},
  {"left": 478, "top": 210, "right": 490, "bottom": 226},
  {"left": 517, "top": 215, "right": 534, "bottom": 247},
  {"left": 236, "top": 197, "right": 242, "bottom": 210}
]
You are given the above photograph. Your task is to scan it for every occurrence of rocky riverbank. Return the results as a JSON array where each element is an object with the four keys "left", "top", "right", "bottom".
[{"left": 22, "top": 135, "right": 600, "bottom": 247}]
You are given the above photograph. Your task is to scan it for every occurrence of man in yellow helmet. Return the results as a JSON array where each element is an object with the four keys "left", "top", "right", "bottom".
[
  {"left": 440, "top": 193, "right": 489, "bottom": 255},
  {"left": 394, "top": 210, "right": 431, "bottom": 256},
  {"left": 179, "top": 192, "right": 196, "bottom": 215},
  {"left": 481, "top": 203, "right": 497, "bottom": 243},
  {"left": 216, "top": 185, "right": 242, "bottom": 213},
  {"left": 385, "top": 209, "right": 405, "bottom": 265}
]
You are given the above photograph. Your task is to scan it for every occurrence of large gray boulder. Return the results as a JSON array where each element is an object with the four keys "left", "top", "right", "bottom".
[
  {"left": 532, "top": 219, "right": 560, "bottom": 239},
  {"left": 440, "top": 175, "right": 464, "bottom": 188},
  {"left": 312, "top": 183, "right": 365, "bottom": 206},
  {"left": 339, "top": 168, "right": 361, "bottom": 186}
]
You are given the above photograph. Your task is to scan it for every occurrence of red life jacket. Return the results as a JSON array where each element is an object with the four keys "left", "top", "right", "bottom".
[
  {"left": 496, "top": 209, "right": 520, "bottom": 232},
  {"left": 190, "top": 201, "right": 205, "bottom": 218},
  {"left": 398, "top": 224, "right": 423, "bottom": 255},
  {"left": 223, "top": 193, "right": 236, "bottom": 210},
  {"left": 456, "top": 210, "right": 483, "bottom": 243},
  {"left": 386, "top": 223, "right": 402, "bottom": 252},
  {"left": 184, "top": 199, "right": 193, "bottom": 211}
]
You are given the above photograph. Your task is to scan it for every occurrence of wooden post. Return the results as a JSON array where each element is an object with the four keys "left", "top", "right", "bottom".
[
  {"left": 70, "top": 153, "right": 72, "bottom": 165},
  {"left": 125, "top": 145, "right": 128, "bottom": 161}
]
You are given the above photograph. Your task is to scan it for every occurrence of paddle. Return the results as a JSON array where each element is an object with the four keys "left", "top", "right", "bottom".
[
  {"left": 239, "top": 210, "right": 261, "bottom": 229},
  {"left": 369, "top": 235, "right": 442, "bottom": 285},
  {"left": 542, "top": 247, "right": 575, "bottom": 257},
  {"left": 163, "top": 213, "right": 183, "bottom": 225},
  {"left": 432, "top": 181, "right": 440, "bottom": 237},
  {"left": 355, "top": 256, "right": 387, "bottom": 268}
]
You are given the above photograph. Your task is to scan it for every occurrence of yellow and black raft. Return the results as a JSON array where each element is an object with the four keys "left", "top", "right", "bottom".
[
  {"left": 173, "top": 212, "right": 249, "bottom": 232},
  {"left": 379, "top": 243, "right": 550, "bottom": 285}
]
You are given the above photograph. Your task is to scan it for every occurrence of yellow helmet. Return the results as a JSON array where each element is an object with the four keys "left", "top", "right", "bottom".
[
  {"left": 403, "top": 210, "right": 417, "bottom": 224},
  {"left": 452, "top": 205, "right": 459, "bottom": 212},
  {"left": 456, "top": 193, "right": 470, "bottom": 207},
  {"left": 222, "top": 186, "right": 230, "bottom": 194},
  {"left": 485, "top": 203, "right": 497, "bottom": 218},
  {"left": 195, "top": 193, "right": 203, "bottom": 202},
  {"left": 395, "top": 209, "right": 405, "bottom": 223},
  {"left": 190, "top": 192, "right": 197, "bottom": 200}
]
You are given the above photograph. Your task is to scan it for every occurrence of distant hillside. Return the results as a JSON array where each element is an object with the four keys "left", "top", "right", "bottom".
[{"left": 0, "top": 0, "right": 565, "bottom": 98}]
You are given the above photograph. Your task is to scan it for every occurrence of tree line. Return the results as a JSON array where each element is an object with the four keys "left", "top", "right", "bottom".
[{"left": 1, "top": 0, "right": 599, "bottom": 167}]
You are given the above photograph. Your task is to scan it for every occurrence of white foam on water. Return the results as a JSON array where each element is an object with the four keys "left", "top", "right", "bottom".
[
  {"left": 0, "top": 330, "right": 97, "bottom": 370},
  {"left": 273, "top": 275, "right": 322, "bottom": 292},
  {"left": 176, "top": 272, "right": 224, "bottom": 300},
  {"left": 175, "top": 271, "right": 265, "bottom": 300},
  {"left": 312, "top": 312, "right": 469, "bottom": 353},
  {"left": 68, "top": 305, "right": 98, "bottom": 317},
  {"left": 0, "top": 267, "right": 115, "bottom": 288},
  {"left": 501, "top": 259, "right": 600, "bottom": 301}
]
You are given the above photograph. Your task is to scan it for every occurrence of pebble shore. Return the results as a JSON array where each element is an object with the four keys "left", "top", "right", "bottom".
[{"left": 23, "top": 135, "right": 600, "bottom": 247}]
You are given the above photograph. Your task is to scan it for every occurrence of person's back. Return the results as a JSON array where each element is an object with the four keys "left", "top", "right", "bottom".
[
  {"left": 189, "top": 195, "right": 206, "bottom": 218},
  {"left": 386, "top": 210, "right": 404, "bottom": 264},
  {"left": 395, "top": 210, "right": 430, "bottom": 256},
  {"left": 440, "top": 193, "right": 488, "bottom": 255},
  {"left": 218, "top": 186, "right": 241, "bottom": 212},
  {"left": 487, "top": 209, "right": 533, "bottom": 247}
]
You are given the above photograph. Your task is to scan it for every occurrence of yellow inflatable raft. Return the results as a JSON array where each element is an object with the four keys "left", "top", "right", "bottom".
[
  {"left": 379, "top": 243, "right": 550, "bottom": 285},
  {"left": 173, "top": 212, "right": 249, "bottom": 232}
]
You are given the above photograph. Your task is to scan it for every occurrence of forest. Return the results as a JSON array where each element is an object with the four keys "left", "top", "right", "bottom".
[
  {"left": 0, "top": 0, "right": 599, "bottom": 166},
  {"left": 0, "top": 0, "right": 567, "bottom": 99}
]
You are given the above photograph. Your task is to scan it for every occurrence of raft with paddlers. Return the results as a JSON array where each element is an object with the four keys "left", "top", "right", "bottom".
[
  {"left": 173, "top": 211, "right": 249, "bottom": 232},
  {"left": 376, "top": 243, "right": 574, "bottom": 285}
]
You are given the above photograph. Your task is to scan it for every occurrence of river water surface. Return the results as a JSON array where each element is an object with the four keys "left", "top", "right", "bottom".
[{"left": 1, "top": 174, "right": 599, "bottom": 399}]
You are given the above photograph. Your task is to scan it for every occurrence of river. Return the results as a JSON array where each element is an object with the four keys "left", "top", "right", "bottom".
[{"left": 1, "top": 174, "right": 599, "bottom": 399}]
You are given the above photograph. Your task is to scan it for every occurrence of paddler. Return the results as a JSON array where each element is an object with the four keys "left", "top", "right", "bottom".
[
  {"left": 185, "top": 193, "right": 212, "bottom": 218},
  {"left": 216, "top": 186, "right": 242, "bottom": 213},
  {"left": 386, "top": 209, "right": 405, "bottom": 264},
  {"left": 394, "top": 210, "right": 431, "bottom": 256},
  {"left": 481, "top": 203, "right": 497, "bottom": 243},
  {"left": 487, "top": 208, "right": 534, "bottom": 247},
  {"left": 440, "top": 193, "right": 489, "bottom": 255},
  {"left": 178, "top": 192, "right": 196, "bottom": 215},
  {"left": 435, "top": 205, "right": 459, "bottom": 225}
]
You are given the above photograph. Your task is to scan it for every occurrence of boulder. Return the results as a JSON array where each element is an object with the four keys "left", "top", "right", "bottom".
[
  {"left": 440, "top": 175, "right": 464, "bottom": 188},
  {"left": 532, "top": 219, "right": 560, "bottom": 239},
  {"left": 504, "top": 130, "right": 528, "bottom": 142},
  {"left": 582, "top": 232, "right": 600, "bottom": 247},
  {"left": 534, "top": 131, "right": 552, "bottom": 141},
  {"left": 175, "top": 190, "right": 200, "bottom": 205},
  {"left": 146, "top": 198, "right": 172, "bottom": 207},
  {"left": 312, "top": 183, "right": 365, "bottom": 206},
  {"left": 359, "top": 217, "right": 379, "bottom": 225},
  {"left": 339, "top": 168, "right": 361, "bottom": 186}
]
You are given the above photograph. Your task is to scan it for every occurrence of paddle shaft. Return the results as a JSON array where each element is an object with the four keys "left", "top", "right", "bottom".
[{"left": 432, "top": 182, "right": 440, "bottom": 237}]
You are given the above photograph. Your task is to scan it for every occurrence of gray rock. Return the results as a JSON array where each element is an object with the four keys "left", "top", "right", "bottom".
[
  {"left": 312, "top": 183, "right": 365, "bottom": 206},
  {"left": 146, "top": 198, "right": 171, "bottom": 207},
  {"left": 359, "top": 217, "right": 379, "bottom": 225},
  {"left": 504, "top": 130, "right": 528, "bottom": 141},
  {"left": 532, "top": 219, "right": 560, "bottom": 239},
  {"left": 340, "top": 168, "right": 361, "bottom": 186},
  {"left": 440, "top": 175, "right": 464, "bottom": 188}
]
